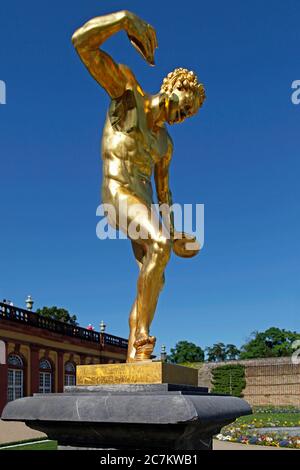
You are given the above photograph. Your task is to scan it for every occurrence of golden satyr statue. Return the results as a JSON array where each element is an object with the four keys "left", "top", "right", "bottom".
[{"left": 72, "top": 10, "right": 206, "bottom": 363}]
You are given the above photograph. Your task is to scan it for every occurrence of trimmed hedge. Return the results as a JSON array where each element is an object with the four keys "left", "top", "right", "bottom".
[{"left": 211, "top": 364, "right": 246, "bottom": 397}]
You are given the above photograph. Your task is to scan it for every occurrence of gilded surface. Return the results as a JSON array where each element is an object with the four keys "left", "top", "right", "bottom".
[
  {"left": 72, "top": 10, "right": 206, "bottom": 362},
  {"left": 76, "top": 363, "right": 198, "bottom": 386}
]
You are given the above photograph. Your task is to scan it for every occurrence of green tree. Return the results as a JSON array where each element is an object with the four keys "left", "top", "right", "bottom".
[
  {"left": 225, "top": 344, "right": 240, "bottom": 360},
  {"left": 168, "top": 341, "right": 204, "bottom": 364},
  {"left": 36, "top": 306, "right": 78, "bottom": 326},
  {"left": 211, "top": 365, "right": 246, "bottom": 397},
  {"left": 205, "top": 343, "right": 227, "bottom": 362},
  {"left": 240, "top": 327, "right": 300, "bottom": 359}
]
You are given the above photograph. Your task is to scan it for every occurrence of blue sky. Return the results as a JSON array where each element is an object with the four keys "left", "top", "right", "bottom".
[{"left": 0, "top": 0, "right": 299, "bottom": 355}]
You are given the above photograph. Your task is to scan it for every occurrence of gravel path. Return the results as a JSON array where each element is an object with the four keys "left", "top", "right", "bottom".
[
  {"left": 0, "top": 419, "right": 45, "bottom": 444},
  {"left": 253, "top": 427, "right": 300, "bottom": 436}
]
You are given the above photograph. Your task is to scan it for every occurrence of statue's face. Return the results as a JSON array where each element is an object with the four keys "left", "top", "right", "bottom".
[{"left": 166, "top": 89, "right": 200, "bottom": 125}]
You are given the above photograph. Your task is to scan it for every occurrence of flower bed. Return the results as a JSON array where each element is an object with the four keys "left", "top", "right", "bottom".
[
  {"left": 216, "top": 429, "right": 300, "bottom": 449},
  {"left": 216, "top": 409, "right": 300, "bottom": 448}
]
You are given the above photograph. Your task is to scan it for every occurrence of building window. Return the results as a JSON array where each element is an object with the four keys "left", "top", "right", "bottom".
[
  {"left": 7, "top": 354, "right": 24, "bottom": 402},
  {"left": 39, "top": 359, "right": 52, "bottom": 393},
  {"left": 64, "top": 361, "right": 76, "bottom": 386}
]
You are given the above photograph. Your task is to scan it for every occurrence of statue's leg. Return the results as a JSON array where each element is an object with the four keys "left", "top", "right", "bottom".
[
  {"left": 127, "top": 242, "right": 145, "bottom": 362},
  {"left": 127, "top": 300, "right": 137, "bottom": 362},
  {"left": 114, "top": 189, "right": 171, "bottom": 361},
  {"left": 134, "top": 235, "right": 170, "bottom": 359}
]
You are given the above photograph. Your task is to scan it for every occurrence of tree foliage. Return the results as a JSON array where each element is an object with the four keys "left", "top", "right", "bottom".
[
  {"left": 168, "top": 341, "right": 204, "bottom": 364},
  {"left": 169, "top": 327, "right": 300, "bottom": 365},
  {"left": 239, "top": 327, "right": 300, "bottom": 359},
  {"left": 206, "top": 343, "right": 227, "bottom": 362},
  {"left": 211, "top": 364, "right": 246, "bottom": 397},
  {"left": 36, "top": 306, "right": 78, "bottom": 326},
  {"left": 225, "top": 344, "right": 240, "bottom": 360}
]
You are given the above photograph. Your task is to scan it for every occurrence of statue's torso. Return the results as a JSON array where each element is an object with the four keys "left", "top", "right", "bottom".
[{"left": 101, "top": 88, "right": 172, "bottom": 206}]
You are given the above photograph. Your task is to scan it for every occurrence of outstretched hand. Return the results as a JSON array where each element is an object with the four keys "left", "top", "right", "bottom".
[
  {"left": 173, "top": 232, "right": 201, "bottom": 258},
  {"left": 124, "top": 11, "right": 158, "bottom": 65}
]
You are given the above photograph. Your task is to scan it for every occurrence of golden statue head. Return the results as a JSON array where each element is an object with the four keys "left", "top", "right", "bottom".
[{"left": 161, "top": 68, "right": 206, "bottom": 124}]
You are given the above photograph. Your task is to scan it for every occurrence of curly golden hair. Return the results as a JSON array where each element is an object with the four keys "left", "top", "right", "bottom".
[{"left": 161, "top": 68, "right": 206, "bottom": 107}]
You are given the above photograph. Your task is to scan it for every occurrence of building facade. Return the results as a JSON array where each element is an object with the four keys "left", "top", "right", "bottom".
[{"left": 0, "top": 301, "right": 128, "bottom": 413}]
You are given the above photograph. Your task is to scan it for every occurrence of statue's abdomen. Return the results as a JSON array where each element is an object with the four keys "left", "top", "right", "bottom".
[{"left": 101, "top": 117, "right": 154, "bottom": 206}]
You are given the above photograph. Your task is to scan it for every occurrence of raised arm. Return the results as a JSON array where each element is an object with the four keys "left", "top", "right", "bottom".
[{"left": 72, "top": 10, "right": 157, "bottom": 99}]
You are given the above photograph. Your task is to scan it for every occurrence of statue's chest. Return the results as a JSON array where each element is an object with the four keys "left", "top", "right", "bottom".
[
  {"left": 135, "top": 96, "right": 169, "bottom": 164},
  {"left": 109, "top": 89, "right": 169, "bottom": 164}
]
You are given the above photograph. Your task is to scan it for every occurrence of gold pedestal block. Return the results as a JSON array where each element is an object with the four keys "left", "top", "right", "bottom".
[{"left": 76, "top": 362, "right": 198, "bottom": 387}]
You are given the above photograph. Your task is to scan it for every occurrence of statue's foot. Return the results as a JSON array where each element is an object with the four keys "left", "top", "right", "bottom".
[{"left": 133, "top": 335, "right": 156, "bottom": 361}]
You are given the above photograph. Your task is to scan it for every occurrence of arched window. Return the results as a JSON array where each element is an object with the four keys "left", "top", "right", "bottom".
[
  {"left": 7, "top": 354, "right": 24, "bottom": 401},
  {"left": 39, "top": 358, "right": 52, "bottom": 393},
  {"left": 64, "top": 361, "right": 76, "bottom": 386},
  {"left": 40, "top": 359, "right": 52, "bottom": 370}
]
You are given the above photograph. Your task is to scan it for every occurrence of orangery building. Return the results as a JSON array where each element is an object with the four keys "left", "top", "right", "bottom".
[{"left": 0, "top": 301, "right": 128, "bottom": 413}]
